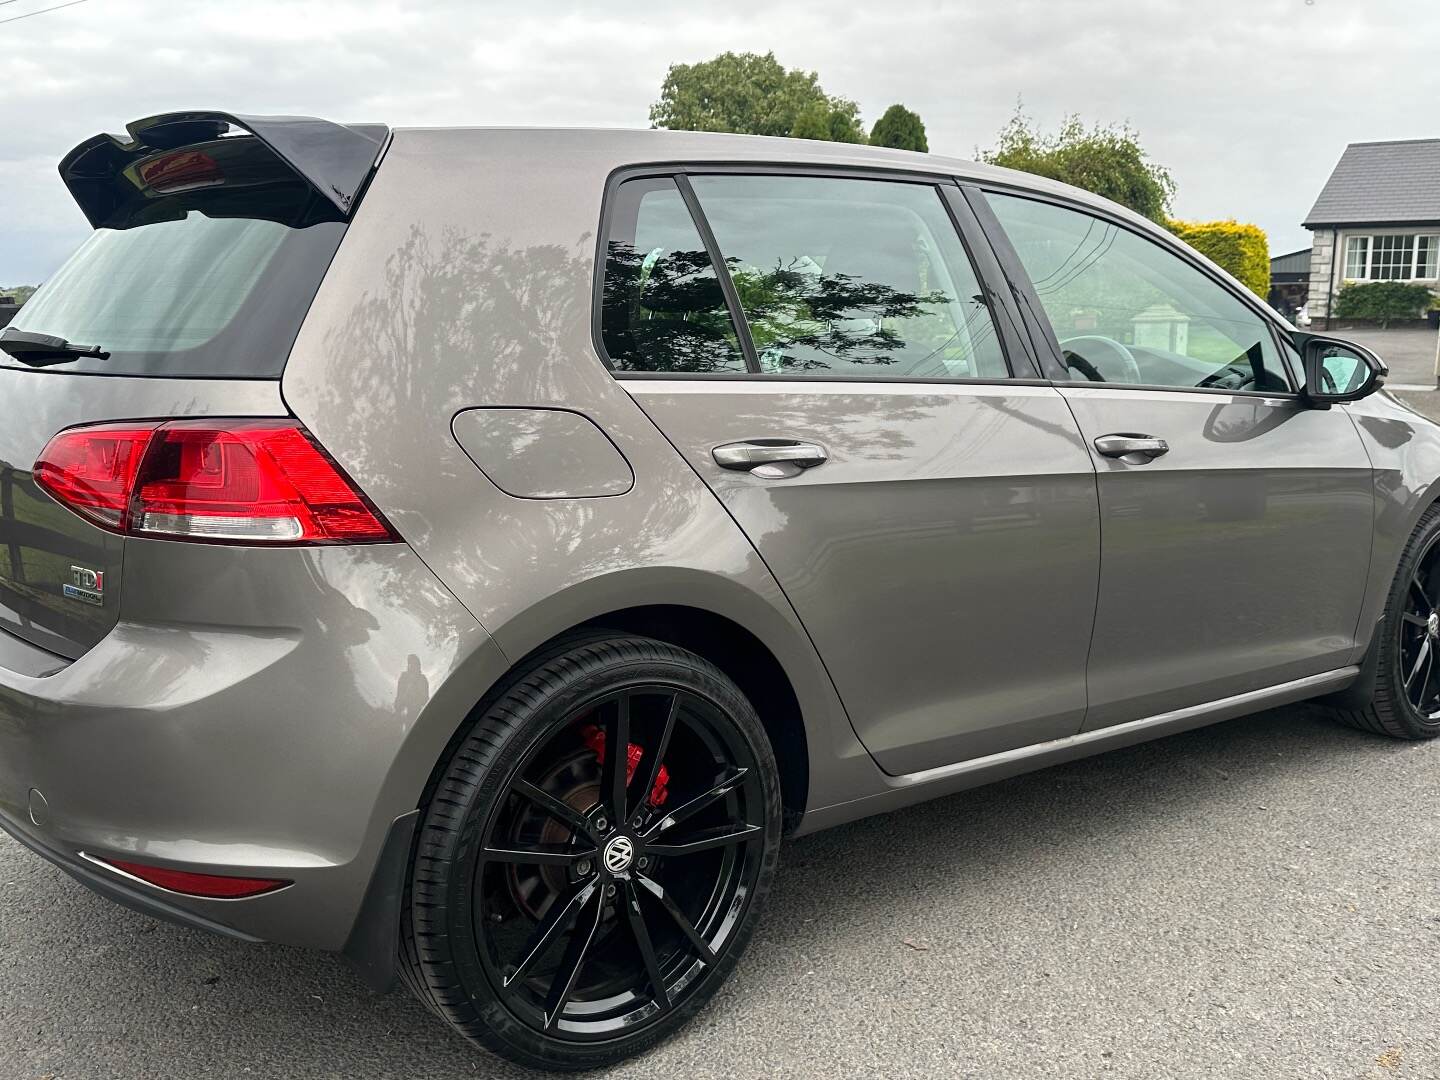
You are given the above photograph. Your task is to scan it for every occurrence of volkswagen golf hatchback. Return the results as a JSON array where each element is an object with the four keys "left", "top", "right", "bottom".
[{"left": 1, "top": 111, "right": 1433, "bottom": 1070}]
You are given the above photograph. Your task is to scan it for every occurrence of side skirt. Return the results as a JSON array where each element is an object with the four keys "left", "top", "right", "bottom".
[{"left": 793, "top": 667, "right": 1358, "bottom": 836}]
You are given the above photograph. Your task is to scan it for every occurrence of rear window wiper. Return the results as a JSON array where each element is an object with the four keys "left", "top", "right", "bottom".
[{"left": 0, "top": 329, "right": 110, "bottom": 367}]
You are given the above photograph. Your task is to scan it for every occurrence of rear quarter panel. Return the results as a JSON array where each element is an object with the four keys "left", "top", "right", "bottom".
[{"left": 281, "top": 129, "right": 878, "bottom": 820}]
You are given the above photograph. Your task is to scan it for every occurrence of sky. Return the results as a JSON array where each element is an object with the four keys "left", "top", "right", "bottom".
[{"left": 0, "top": 0, "right": 1434, "bottom": 284}]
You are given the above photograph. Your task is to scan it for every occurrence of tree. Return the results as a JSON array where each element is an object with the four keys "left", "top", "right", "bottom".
[
  {"left": 649, "top": 51, "right": 864, "bottom": 143},
  {"left": 823, "top": 100, "right": 866, "bottom": 144},
  {"left": 982, "top": 106, "right": 1175, "bottom": 222},
  {"left": 787, "top": 99, "right": 866, "bottom": 144},
  {"left": 788, "top": 100, "right": 832, "bottom": 141},
  {"left": 870, "top": 104, "right": 928, "bottom": 152}
]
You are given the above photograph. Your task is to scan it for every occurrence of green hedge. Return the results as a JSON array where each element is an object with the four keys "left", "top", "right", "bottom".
[
  {"left": 1166, "top": 219, "right": 1269, "bottom": 298},
  {"left": 1333, "top": 281, "right": 1434, "bottom": 326}
]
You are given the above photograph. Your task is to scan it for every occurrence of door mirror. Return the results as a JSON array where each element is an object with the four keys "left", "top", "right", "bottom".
[{"left": 1294, "top": 334, "right": 1387, "bottom": 406}]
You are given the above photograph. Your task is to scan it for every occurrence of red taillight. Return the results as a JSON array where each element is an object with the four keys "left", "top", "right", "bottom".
[
  {"left": 96, "top": 856, "right": 289, "bottom": 899},
  {"left": 31, "top": 423, "right": 155, "bottom": 530},
  {"left": 34, "top": 420, "right": 398, "bottom": 545}
]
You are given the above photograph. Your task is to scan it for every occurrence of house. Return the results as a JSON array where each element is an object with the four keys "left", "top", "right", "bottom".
[
  {"left": 1304, "top": 138, "right": 1440, "bottom": 327},
  {"left": 1268, "top": 248, "right": 1310, "bottom": 316}
]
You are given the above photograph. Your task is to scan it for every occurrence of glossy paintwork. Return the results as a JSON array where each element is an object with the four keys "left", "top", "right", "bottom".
[
  {"left": 281, "top": 129, "right": 873, "bottom": 830},
  {"left": 630, "top": 380, "right": 1100, "bottom": 774},
  {"left": 1341, "top": 390, "right": 1440, "bottom": 654},
  {"left": 794, "top": 666, "right": 1358, "bottom": 833},
  {"left": 0, "top": 540, "right": 500, "bottom": 950},
  {"left": 5, "top": 125, "right": 1438, "bottom": 958},
  {"left": 1060, "top": 386, "right": 1374, "bottom": 728},
  {"left": 0, "top": 370, "right": 285, "bottom": 659},
  {"left": 452, "top": 407, "right": 633, "bottom": 498},
  {"left": 61, "top": 111, "right": 388, "bottom": 226}
]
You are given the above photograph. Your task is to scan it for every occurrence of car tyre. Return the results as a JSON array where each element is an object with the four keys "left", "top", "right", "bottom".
[
  {"left": 398, "top": 633, "right": 782, "bottom": 1071},
  {"left": 1331, "top": 504, "right": 1440, "bottom": 740}
]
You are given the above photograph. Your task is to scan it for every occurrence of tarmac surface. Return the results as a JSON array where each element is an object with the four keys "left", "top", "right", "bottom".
[{"left": 3, "top": 705, "right": 1439, "bottom": 1079}]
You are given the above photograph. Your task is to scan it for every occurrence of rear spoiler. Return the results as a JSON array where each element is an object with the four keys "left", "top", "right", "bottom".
[{"left": 58, "top": 111, "right": 389, "bottom": 228}]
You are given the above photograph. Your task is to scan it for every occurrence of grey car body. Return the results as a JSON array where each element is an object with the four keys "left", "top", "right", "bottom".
[{"left": 0, "top": 117, "right": 1432, "bottom": 1062}]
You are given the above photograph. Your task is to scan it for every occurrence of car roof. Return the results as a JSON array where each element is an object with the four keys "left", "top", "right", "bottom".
[
  {"left": 381, "top": 125, "right": 1288, "bottom": 333},
  {"left": 390, "top": 125, "right": 1168, "bottom": 239}
]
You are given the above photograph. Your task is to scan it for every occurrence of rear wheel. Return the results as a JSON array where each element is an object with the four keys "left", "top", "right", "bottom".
[
  {"left": 1332, "top": 505, "right": 1440, "bottom": 740},
  {"left": 399, "top": 635, "right": 782, "bottom": 1071}
]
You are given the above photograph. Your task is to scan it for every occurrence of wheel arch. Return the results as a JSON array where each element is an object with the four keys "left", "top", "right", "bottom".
[
  {"left": 350, "top": 594, "right": 824, "bottom": 989},
  {"left": 399, "top": 560, "right": 854, "bottom": 842},
  {"left": 570, "top": 604, "right": 810, "bottom": 829},
  {"left": 413, "top": 600, "right": 816, "bottom": 833}
]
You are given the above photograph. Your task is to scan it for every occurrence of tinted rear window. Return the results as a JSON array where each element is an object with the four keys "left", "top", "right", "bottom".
[{"left": 5, "top": 135, "right": 347, "bottom": 378}]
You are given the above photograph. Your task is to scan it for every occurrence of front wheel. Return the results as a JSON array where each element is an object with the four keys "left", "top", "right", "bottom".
[
  {"left": 1331, "top": 504, "right": 1440, "bottom": 740},
  {"left": 399, "top": 635, "right": 782, "bottom": 1071}
]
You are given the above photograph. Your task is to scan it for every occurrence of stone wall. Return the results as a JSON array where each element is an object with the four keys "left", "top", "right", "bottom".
[{"left": 1306, "top": 229, "right": 1336, "bottom": 321}]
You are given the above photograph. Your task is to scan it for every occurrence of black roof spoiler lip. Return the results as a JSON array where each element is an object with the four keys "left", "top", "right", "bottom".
[{"left": 58, "top": 110, "right": 390, "bottom": 228}]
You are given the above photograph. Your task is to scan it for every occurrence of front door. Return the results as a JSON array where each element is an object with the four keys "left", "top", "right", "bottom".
[
  {"left": 596, "top": 171, "right": 1101, "bottom": 774},
  {"left": 981, "top": 190, "right": 1374, "bottom": 728}
]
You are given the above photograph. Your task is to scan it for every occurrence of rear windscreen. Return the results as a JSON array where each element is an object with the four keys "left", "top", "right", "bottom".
[{"left": 5, "top": 134, "right": 348, "bottom": 378}]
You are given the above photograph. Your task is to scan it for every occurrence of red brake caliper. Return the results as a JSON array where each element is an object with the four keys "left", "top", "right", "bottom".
[{"left": 582, "top": 725, "right": 670, "bottom": 807}]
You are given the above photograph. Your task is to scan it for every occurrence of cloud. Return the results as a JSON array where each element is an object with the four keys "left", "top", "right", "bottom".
[{"left": 0, "top": 0, "right": 1433, "bottom": 281}]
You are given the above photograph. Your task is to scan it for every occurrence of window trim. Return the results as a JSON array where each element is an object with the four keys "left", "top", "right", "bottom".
[
  {"left": 590, "top": 162, "right": 1034, "bottom": 385},
  {"left": 590, "top": 171, "right": 752, "bottom": 378},
  {"left": 966, "top": 181, "right": 1304, "bottom": 398},
  {"left": 1340, "top": 230, "right": 1440, "bottom": 282},
  {"left": 673, "top": 174, "right": 760, "bottom": 373},
  {"left": 1344, "top": 234, "right": 1371, "bottom": 281}
]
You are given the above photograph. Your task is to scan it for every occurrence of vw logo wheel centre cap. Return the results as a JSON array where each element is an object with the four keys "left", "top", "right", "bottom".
[{"left": 603, "top": 834, "right": 636, "bottom": 875}]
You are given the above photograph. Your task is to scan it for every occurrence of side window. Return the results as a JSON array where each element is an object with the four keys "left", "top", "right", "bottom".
[
  {"left": 599, "top": 177, "right": 746, "bottom": 373},
  {"left": 689, "top": 176, "right": 1009, "bottom": 379},
  {"left": 986, "top": 193, "right": 1289, "bottom": 393}
]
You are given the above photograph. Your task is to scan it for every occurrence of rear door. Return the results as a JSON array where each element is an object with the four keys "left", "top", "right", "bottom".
[
  {"left": 974, "top": 188, "right": 1374, "bottom": 728},
  {"left": 602, "top": 170, "right": 1101, "bottom": 775}
]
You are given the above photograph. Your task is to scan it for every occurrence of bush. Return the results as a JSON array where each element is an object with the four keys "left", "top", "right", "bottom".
[
  {"left": 1167, "top": 219, "right": 1269, "bottom": 299},
  {"left": 1333, "top": 281, "right": 1434, "bottom": 326}
]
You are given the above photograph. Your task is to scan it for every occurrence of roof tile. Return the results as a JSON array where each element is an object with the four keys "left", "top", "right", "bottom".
[{"left": 1305, "top": 139, "right": 1440, "bottom": 227}]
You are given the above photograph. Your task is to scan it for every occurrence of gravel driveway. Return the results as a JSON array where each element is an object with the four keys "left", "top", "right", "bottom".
[{"left": 3, "top": 704, "right": 1438, "bottom": 1079}]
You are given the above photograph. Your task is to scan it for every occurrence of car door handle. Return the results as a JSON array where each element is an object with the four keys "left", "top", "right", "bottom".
[
  {"left": 1093, "top": 434, "right": 1170, "bottom": 460},
  {"left": 712, "top": 440, "right": 828, "bottom": 478}
]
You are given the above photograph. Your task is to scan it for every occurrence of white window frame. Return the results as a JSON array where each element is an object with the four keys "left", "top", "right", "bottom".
[
  {"left": 1341, "top": 230, "right": 1440, "bottom": 282},
  {"left": 1344, "top": 235, "right": 1369, "bottom": 280}
]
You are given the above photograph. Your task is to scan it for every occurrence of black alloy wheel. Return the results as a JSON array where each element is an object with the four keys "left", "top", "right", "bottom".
[
  {"left": 399, "top": 635, "right": 782, "bottom": 1071},
  {"left": 1397, "top": 533, "right": 1440, "bottom": 720},
  {"left": 1332, "top": 504, "right": 1440, "bottom": 740}
]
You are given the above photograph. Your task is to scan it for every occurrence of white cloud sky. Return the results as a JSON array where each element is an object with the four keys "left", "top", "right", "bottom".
[{"left": 0, "top": 0, "right": 1433, "bottom": 283}]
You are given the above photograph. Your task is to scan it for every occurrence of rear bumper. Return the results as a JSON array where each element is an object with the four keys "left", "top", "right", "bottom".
[
  {"left": 0, "top": 806, "right": 262, "bottom": 942},
  {"left": 0, "top": 540, "right": 505, "bottom": 954}
]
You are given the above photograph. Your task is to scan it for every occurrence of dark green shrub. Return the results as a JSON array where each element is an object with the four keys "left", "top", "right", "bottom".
[{"left": 1333, "top": 281, "right": 1434, "bottom": 327}]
